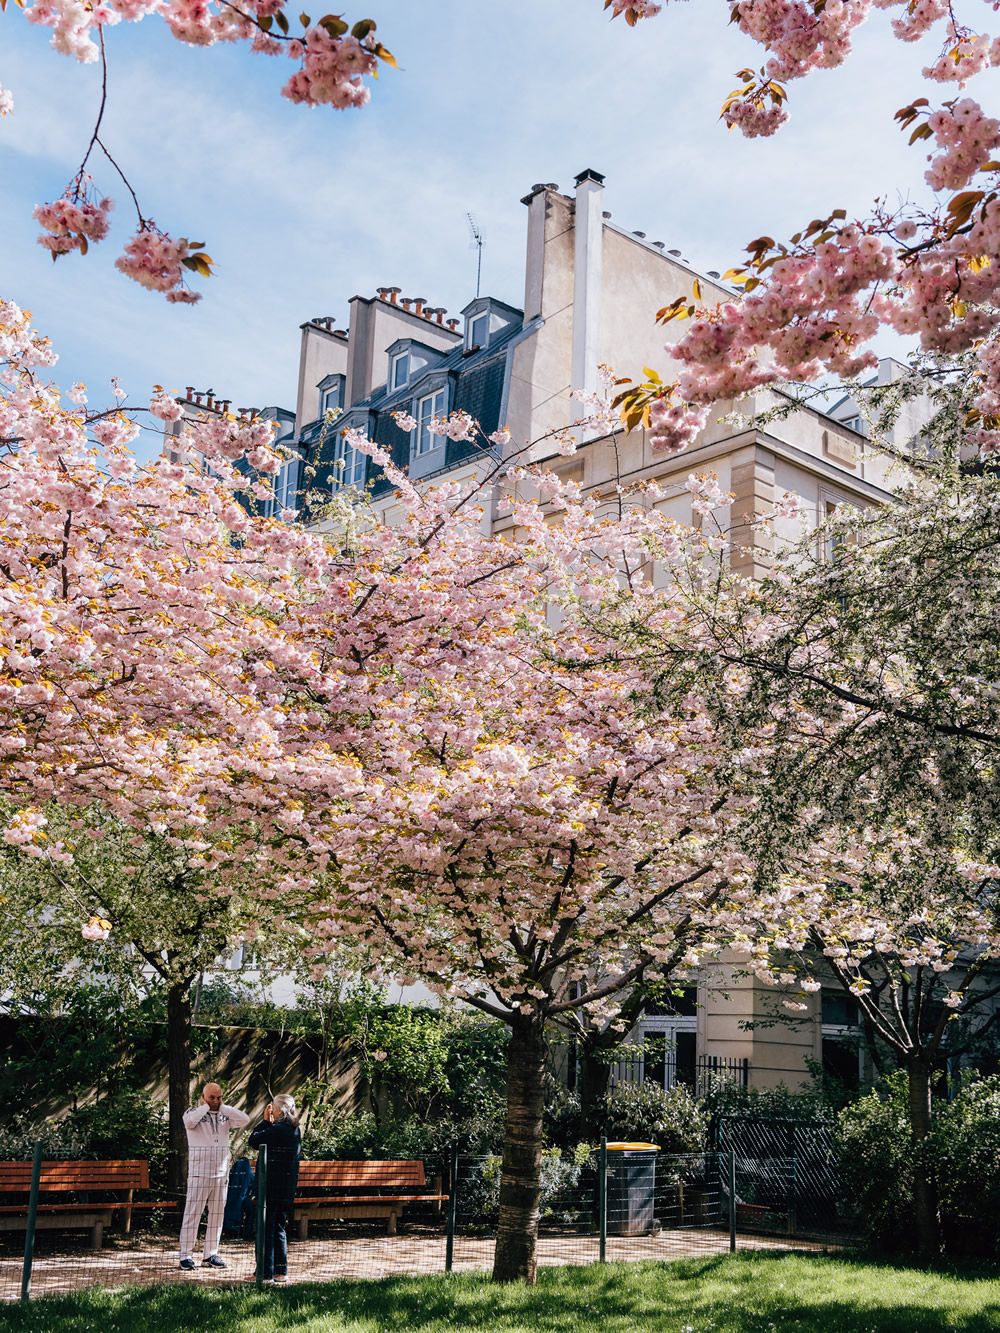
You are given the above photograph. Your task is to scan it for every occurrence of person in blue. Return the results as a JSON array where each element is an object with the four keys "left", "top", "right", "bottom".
[{"left": 248, "top": 1093, "right": 301, "bottom": 1284}]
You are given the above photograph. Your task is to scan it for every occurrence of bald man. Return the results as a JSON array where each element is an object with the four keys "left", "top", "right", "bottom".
[{"left": 178, "top": 1083, "right": 250, "bottom": 1271}]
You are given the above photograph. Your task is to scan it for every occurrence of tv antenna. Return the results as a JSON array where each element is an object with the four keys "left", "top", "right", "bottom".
[{"left": 467, "top": 213, "right": 485, "bottom": 298}]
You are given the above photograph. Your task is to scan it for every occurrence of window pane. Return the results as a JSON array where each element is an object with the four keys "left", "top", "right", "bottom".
[
  {"left": 470, "top": 313, "right": 488, "bottom": 347},
  {"left": 392, "top": 354, "right": 409, "bottom": 390}
]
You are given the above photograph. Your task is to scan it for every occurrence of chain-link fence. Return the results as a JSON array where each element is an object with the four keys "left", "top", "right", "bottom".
[{"left": 2, "top": 1140, "right": 856, "bottom": 1303}]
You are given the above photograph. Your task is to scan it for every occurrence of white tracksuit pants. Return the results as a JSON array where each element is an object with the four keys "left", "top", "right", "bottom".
[{"left": 179, "top": 1174, "right": 227, "bottom": 1260}]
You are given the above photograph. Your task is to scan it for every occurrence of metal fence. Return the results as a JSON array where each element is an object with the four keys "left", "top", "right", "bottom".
[{"left": 1, "top": 1139, "right": 854, "bottom": 1303}]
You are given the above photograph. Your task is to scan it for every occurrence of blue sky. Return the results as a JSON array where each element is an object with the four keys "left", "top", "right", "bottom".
[{"left": 1, "top": 1, "right": 960, "bottom": 458}]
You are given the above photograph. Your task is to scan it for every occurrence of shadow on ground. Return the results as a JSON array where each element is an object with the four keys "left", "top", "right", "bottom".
[{"left": 5, "top": 1251, "right": 1000, "bottom": 1332}]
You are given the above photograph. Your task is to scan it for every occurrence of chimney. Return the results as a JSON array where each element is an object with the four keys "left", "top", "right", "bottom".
[
  {"left": 401, "top": 297, "right": 412, "bottom": 310},
  {"left": 346, "top": 294, "right": 376, "bottom": 407},
  {"left": 195, "top": 394, "right": 203, "bottom": 405},
  {"left": 185, "top": 386, "right": 195, "bottom": 401},
  {"left": 434, "top": 308, "right": 446, "bottom": 325},
  {"left": 447, "top": 318, "right": 460, "bottom": 332},
  {"left": 386, "top": 287, "right": 400, "bottom": 304},
  {"left": 572, "top": 168, "right": 605, "bottom": 407},
  {"left": 413, "top": 297, "right": 427, "bottom": 316},
  {"left": 376, "top": 287, "right": 390, "bottom": 300},
  {"left": 334, "top": 329, "right": 347, "bottom": 338}
]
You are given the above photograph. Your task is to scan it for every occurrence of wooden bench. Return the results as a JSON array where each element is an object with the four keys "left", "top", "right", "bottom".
[
  {"left": 291, "top": 1160, "right": 447, "bottom": 1238},
  {"left": 0, "top": 1159, "right": 174, "bottom": 1249}
]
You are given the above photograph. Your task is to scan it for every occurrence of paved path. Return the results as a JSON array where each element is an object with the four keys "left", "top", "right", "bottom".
[{"left": 1, "top": 1227, "right": 848, "bottom": 1302}]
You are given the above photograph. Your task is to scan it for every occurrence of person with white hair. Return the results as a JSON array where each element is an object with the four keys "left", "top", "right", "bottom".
[
  {"left": 248, "top": 1093, "right": 302, "bottom": 1284},
  {"left": 179, "top": 1082, "right": 250, "bottom": 1271}
]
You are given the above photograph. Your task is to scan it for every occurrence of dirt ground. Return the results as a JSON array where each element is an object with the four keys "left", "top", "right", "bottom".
[{"left": 1, "top": 1226, "right": 846, "bottom": 1302}]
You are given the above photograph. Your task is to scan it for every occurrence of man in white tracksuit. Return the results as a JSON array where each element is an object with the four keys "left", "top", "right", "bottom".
[{"left": 178, "top": 1082, "right": 250, "bottom": 1270}]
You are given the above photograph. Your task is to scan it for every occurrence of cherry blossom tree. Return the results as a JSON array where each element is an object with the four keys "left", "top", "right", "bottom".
[
  {"left": 741, "top": 826, "right": 1000, "bottom": 1257},
  {"left": 1, "top": 299, "right": 820, "bottom": 1282},
  {"left": 0, "top": 803, "right": 299, "bottom": 1192}
]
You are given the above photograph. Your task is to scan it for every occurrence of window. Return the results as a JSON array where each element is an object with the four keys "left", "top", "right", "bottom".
[
  {"left": 333, "top": 431, "right": 366, "bottom": 491},
  {"left": 415, "top": 388, "right": 447, "bottom": 455},
  {"left": 266, "top": 459, "right": 299, "bottom": 517},
  {"left": 322, "top": 382, "right": 341, "bottom": 415},
  {"left": 469, "top": 312, "right": 489, "bottom": 350},
  {"left": 391, "top": 352, "right": 410, "bottom": 391},
  {"left": 821, "top": 991, "right": 862, "bottom": 1092}
]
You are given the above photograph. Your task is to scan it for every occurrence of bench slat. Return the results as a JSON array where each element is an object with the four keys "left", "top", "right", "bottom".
[
  {"left": 297, "top": 1161, "right": 426, "bottom": 1189},
  {"left": 0, "top": 1160, "right": 149, "bottom": 1191},
  {"left": 293, "top": 1194, "right": 448, "bottom": 1206}
]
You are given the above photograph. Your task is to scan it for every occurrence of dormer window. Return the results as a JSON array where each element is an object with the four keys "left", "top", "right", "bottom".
[
  {"left": 322, "top": 381, "right": 342, "bottom": 415},
  {"left": 391, "top": 352, "right": 410, "bottom": 391},
  {"left": 468, "top": 312, "right": 489, "bottom": 350}
]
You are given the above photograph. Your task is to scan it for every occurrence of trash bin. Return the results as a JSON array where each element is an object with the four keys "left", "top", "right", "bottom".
[{"left": 605, "top": 1142, "right": 659, "bottom": 1235}]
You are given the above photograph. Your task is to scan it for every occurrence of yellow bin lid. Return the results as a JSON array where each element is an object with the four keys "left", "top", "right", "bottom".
[{"left": 605, "top": 1142, "right": 659, "bottom": 1151}]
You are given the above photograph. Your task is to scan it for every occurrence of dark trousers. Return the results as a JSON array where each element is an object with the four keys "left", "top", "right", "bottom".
[{"left": 260, "top": 1202, "right": 290, "bottom": 1278}]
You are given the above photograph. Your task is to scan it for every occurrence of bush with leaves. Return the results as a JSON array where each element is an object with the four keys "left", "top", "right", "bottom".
[
  {"left": 836, "top": 1072, "right": 914, "bottom": 1252},
  {"left": 932, "top": 1076, "right": 1000, "bottom": 1258},
  {"left": 603, "top": 1082, "right": 709, "bottom": 1155},
  {"left": 702, "top": 1075, "right": 836, "bottom": 1125}
]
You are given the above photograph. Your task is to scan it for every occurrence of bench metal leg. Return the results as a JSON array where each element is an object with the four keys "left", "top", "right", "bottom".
[
  {"left": 90, "top": 1221, "right": 104, "bottom": 1250},
  {"left": 298, "top": 1216, "right": 308, "bottom": 1241},
  {"left": 386, "top": 1211, "right": 397, "bottom": 1236}
]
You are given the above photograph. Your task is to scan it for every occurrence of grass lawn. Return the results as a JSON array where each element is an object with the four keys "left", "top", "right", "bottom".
[{"left": 4, "top": 1252, "right": 1000, "bottom": 1332}]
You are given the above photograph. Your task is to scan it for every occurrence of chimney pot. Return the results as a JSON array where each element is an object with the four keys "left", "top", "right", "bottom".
[
  {"left": 334, "top": 329, "right": 347, "bottom": 337},
  {"left": 546, "top": 182, "right": 558, "bottom": 191},
  {"left": 195, "top": 394, "right": 203, "bottom": 405},
  {"left": 602, "top": 211, "right": 612, "bottom": 219},
  {"left": 435, "top": 308, "right": 445, "bottom": 325},
  {"left": 708, "top": 270, "right": 720, "bottom": 278},
  {"left": 401, "top": 298, "right": 411, "bottom": 310},
  {"left": 185, "top": 386, "right": 195, "bottom": 400},
  {"left": 413, "top": 297, "right": 427, "bottom": 315},
  {"left": 633, "top": 231, "right": 646, "bottom": 239},
  {"left": 653, "top": 241, "right": 665, "bottom": 249},
  {"left": 668, "top": 249, "right": 682, "bottom": 257},
  {"left": 447, "top": 318, "right": 460, "bottom": 331},
  {"left": 387, "top": 287, "right": 400, "bottom": 304}
]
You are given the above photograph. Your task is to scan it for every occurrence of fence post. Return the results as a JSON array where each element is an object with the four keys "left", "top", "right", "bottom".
[
  {"left": 598, "top": 1136, "right": 607, "bottom": 1263},
  {"left": 788, "top": 1148, "right": 797, "bottom": 1238},
  {"left": 20, "top": 1141, "right": 43, "bottom": 1304},
  {"left": 255, "top": 1144, "right": 267, "bottom": 1291},
  {"left": 445, "top": 1140, "right": 458, "bottom": 1273},
  {"left": 728, "top": 1149, "right": 736, "bottom": 1253}
]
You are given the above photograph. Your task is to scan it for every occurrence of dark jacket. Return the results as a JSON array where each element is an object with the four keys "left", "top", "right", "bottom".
[{"left": 248, "top": 1117, "right": 301, "bottom": 1205}]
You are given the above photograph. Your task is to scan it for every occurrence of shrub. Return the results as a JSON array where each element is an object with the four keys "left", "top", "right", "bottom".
[
  {"left": 603, "top": 1082, "right": 709, "bottom": 1155},
  {"left": 464, "top": 1144, "right": 593, "bottom": 1231},
  {"left": 702, "top": 1075, "right": 836, "bottom": 1124},
  {"left": 835, "top": 1072, "right": 913, "bottom": 1252},
  {"left": 301, "top": 1105, "right": 505, "bottom": 1180},
  {"left": 932, "top": 1075, "right": 1000, "bottom": 1258}
]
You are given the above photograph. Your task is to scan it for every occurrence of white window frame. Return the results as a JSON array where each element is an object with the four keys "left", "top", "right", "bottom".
[
  {"left": 468, "top": 312, "right": 489, "bottom": 350},
  {"left": 391, "top": 352, "right": 410, "bottom": 391},
  {"left": 322, "top": 382, "right": 342, "bottom": 415},
  {"left": 415, "top": 388, "right": 447, "bottom": 456},
  {"left": 266, "top": 458, "right": 299, "bottom": 518},
  {"left": 332, "top": 431, "right": 366, "bottom": 492}
]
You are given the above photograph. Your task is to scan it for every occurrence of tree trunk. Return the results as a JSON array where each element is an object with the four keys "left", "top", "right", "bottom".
[
  {"left": 578, "top": 1042, "right": 612, "bottom": 1141},
  {"left": 492, "top": 1010, "right": 548, "bottom": 1284},
  {"left": 166, "top": 981, "right": 193, "bottom": 1196},
  {"left": 907, "top": 1055, "right": 940, "bottom": 1258}
]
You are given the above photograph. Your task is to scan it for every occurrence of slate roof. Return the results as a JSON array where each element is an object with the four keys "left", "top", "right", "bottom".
[{"left": 296, "top": 311, "right": 524, "bottom": 506}]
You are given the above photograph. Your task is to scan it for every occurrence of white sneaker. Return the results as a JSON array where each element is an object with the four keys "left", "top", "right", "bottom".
[{"left": 273, "top": 1274, "right": 290, "bottom": 1284}]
